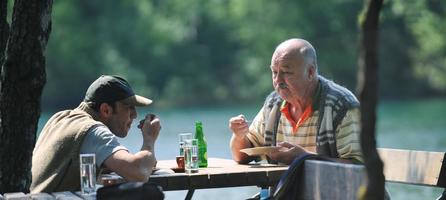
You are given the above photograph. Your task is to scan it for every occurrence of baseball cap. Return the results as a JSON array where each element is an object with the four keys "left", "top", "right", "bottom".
[{"left": 83, "top": 75, "right": 152, "bottom": 106}]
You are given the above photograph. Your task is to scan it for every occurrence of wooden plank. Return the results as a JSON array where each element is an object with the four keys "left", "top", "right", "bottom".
[
  {"left": 3, "top": 192, "right": 29, "bottom": 200},
  {"left": 165, "top": 175, "right": 189, "bottom": 190},
  {"left": 299, "top": 160, "right": 366, "bottom": 200},
  {"left": 208, "top": 173, "right": 246, "bottom": 188},
  {"left": 246, "top": 171, "right": 269, "bottom": 186},
  {"left": 378, "top": 148, "right": 445, "bottom": 186},
  {"left": 148, "top": 176, "right": 168, "bottom": 189},
  {"left": 206, "top": 160, "right": 287, "bottom": 188},
  {"left": 51, "top": 192, "right": 83, "bottom": 200},
  {"left": 28, "top": 193, "right": 55, "bottom": 200},
  {"left": 188, "top": 174, "right": 210, "bottom": 189}
]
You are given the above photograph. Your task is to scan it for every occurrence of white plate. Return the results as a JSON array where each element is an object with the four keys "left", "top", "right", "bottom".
[{"left": 240, "top": 146, "right": 281, "bottom": 156}]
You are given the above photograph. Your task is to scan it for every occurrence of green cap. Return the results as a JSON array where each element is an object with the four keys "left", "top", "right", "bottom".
[{"left": 83, "top": 75, "right": 152, "bottom": 106}]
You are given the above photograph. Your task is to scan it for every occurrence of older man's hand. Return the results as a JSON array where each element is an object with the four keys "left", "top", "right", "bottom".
[
  {"left": 229, "top": 114, "right": 250, "bottom": 139},
  {"left": 268, "top": 142, "right": 314, "bottom": 165}
]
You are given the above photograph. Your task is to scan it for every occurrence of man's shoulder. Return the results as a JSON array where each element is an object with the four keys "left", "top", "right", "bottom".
[
  {"left": 83, "top": 124, "right": 123, "bottom": 149},
  {"left": 319, "top": 76, "right": 359, "bottom": 107},
  {"left": 43, "top": 108, "right": 102, "bottom": 134},
  {"left": 47, "top": 109, "right": 74, "bottom": 120},
  {"left": 87, "top": 124, "right": 114, "bottom": 138},
  {"left": 264, "top": 91, "right": 283, "bottom": 108}
]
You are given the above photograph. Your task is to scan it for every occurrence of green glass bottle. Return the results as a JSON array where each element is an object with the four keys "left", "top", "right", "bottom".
[{"left": 195, "top": 121, "right": 208, "bottom": 167}]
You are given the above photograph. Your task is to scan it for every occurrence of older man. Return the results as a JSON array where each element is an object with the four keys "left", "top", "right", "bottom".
[
  {"left": 31, "top": 75, "right": 161, "bottom": 193},
  {"left": 229, "top": 38, "right": 362, "bottom": 164}
]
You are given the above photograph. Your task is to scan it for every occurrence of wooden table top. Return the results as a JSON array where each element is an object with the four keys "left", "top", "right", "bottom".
[{"left": 149, "top": 157, "right": 289, "bottom": 191}]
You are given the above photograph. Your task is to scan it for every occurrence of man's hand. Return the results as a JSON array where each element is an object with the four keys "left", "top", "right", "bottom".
[
  {"left": 268, "top": 142, "right": 314, "bottom": 165},
  {"left": 229, "top": 114, "right": 254, "bottom": 163},
  {"left": 229, "top": 114, "right": 249, "bottom": 139},
  {"left": 138, "top": 114, "right": 161, "bottom": 151}
]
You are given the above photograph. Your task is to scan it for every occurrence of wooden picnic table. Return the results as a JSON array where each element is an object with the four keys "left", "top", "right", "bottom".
[
  {"left": 150, "top": 157, "right": 289, "bottom": 191},
  {"left": 149, "top": 157, "right": 288, "bottom": 200}
]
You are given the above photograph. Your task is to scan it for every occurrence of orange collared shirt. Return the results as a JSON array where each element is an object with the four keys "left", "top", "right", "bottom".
[{"left": 280, "top": 101, "right": 313, "bottom": 133}]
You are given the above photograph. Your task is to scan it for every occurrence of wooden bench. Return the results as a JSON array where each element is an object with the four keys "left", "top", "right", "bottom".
[
  {"left": 290, "top": 148, "right": 446, "bottom": 199},
  {"left": 378, "top": 148, "right": 446, "bottom": 187}
]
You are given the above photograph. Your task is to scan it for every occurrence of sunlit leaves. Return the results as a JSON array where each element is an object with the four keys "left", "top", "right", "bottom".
[
  {"left": 391, "top": 0, "right": 446, "bottom": 91},
  {"left": 42, "top": 0, "right": 445, "bottom": 109}
]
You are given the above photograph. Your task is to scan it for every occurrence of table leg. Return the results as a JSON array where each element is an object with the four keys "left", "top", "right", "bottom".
[{"left": 185, "top": 189, "right": 195, "bottom": 200}]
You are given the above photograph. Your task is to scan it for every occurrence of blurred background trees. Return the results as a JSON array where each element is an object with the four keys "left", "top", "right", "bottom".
[{"left": 43, "top": 0, "right": 446, "bottom": 111}]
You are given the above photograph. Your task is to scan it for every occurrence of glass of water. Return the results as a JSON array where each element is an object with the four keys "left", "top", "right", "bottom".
[
  {"left": 80, "top": 153, "right": 96, "bottom": 194},
  {"left": 184, "top": 139, "right": 199, "bottom": 174},
  {"left": 178, "top": 133, "right": 193, "bottom": 156}
]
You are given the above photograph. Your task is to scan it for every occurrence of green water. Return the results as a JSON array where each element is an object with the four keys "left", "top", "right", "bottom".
[
  {"left": 377, "top": 99, "right": 446, "bottom": 151},
  {"left": 375, "top": 98, "right": 446, "bottom": 200},
  {"left": 38, "top": 98, "right": 446, "bottom": 199}
]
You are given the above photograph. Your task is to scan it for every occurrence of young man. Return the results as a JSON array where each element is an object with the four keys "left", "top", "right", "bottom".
[{"left": 31, "top": 75, "right": 161, "bottom": 193}]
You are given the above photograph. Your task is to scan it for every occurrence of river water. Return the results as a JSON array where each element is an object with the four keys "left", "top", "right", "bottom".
[{"left": 38, "top": 98, "right": 446, "bottom": 199}]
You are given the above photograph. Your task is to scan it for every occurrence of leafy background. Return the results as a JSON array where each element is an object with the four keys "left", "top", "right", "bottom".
[{"left": 38, "top": 0, "right": 446, "bottom": 111}]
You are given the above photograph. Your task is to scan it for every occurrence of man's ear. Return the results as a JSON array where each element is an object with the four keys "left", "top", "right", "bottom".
[
  {"left": 99, "top": 103, "right": 113, "bottom": 118},
  {"left": 307, "top": 64, "right": 316, "bottom": 81}
]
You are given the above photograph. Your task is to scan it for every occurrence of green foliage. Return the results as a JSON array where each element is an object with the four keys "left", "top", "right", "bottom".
[
  {"left": 42, "top": 0, "right": 446, "bottom": 110},
  {"left": 389, "top": 0, "right": 446, "bottom": 92}
]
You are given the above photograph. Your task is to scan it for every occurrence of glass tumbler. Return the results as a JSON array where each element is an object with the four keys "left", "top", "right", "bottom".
[
  {"left": 184, "top": 139, "right": 199, "bottom": 173},
  {"left": 80, "top": 153, "right": 96, "bottom": 194}
]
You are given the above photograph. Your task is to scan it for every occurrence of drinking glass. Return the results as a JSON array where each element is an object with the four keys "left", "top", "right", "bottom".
[
  {"left": 184, "top": 139, "right": 199, "bottom": 174},
  {"left": 178, "top": 133, "right": 193, "bottom": 156},
  {"left": 80, "top": 153, "right": 96, "bottom": 194},
  {"left": 176, "top": 155, "right": 185, "bottom": 169}
]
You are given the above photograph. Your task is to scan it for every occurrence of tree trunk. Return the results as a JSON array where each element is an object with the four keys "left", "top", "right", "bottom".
[
  {"left": 0, "top": 0, "right": 9, "bottom": 64},
  {"left": 357, "top": 0, "right": 385, "bottom": 199},
  {"left": 0, "top": 0, "right": 52, "bottom": 193}
]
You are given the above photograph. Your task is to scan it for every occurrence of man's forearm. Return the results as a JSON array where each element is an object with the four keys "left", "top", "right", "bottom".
[
  {"left": 141, "top": 137, "right": 155, "bottom": 152},
  {"left": 230, "top": 135, "right": 253, "bottom": 164},
  {"left": 103, "top": 150, "right": 155, "bottom": 183},
  {"left": 132, "top": 150, "right": 156, "bottom": 182}
]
